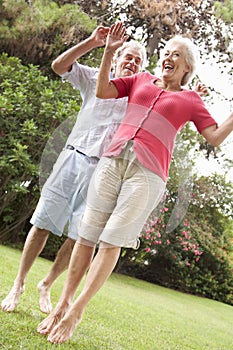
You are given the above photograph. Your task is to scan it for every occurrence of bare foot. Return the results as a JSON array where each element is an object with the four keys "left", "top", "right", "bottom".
[
  {"left": 47, "top": 314, "right": 82, "bottom": 344},
  {"left": 1, "top": 284, "right": 25, "bottom": 312},
  {"left": 37, "top": 281, "right": 52, "bottom": 314},
  {"left": 37, "top": 303, "right": 69, "bottom": 335}
]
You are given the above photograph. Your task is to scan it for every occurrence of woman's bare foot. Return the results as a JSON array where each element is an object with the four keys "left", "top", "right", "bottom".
[
  {"left": 47, "top": 314, "right": 82, "bottom": 344},
  {"left": 1, "top": 284, "right": 25, "bottom": 312},
  {"left": 37, "top": 302, "right": 70, "bottom": 335},
  {"left": 37, "top": 280, "right": 52, "bottom": 314}
]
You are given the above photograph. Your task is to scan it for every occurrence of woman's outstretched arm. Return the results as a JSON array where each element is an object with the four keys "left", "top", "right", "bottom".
[
  {"left": 96, "top": 22, "right": 128, "bottom": 99},
  {"left": 201, "top": 112, "right": 233, "bottom": 147}
]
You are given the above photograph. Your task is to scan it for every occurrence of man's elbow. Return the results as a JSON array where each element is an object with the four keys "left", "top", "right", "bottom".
[
  {"left": 51, "top": 60, "right": 59, "bottom": 74},
  {"left": 51, "top": 59, "right": 69, "bottom": 75}
]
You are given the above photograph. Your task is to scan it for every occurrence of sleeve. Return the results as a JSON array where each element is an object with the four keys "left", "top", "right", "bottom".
[
  {"left": 60, "top": 62, "right": 98, "bottom": 93},
  {"left": 191, "top": 92, "right": 217, "bottom": 133},
  {"left": 110, "top": 75, "right": 137, "bottom": 99}
]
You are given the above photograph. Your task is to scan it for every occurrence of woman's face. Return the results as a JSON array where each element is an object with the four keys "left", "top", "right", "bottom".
[{"left": 161, "top": 42, "right": 190, "bottom": 83}]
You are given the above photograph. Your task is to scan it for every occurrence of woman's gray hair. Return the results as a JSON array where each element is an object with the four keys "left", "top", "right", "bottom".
[
  {"left": 112, "top": 40, "right": 147, "bottom": 72},
  {"left": 160, "top": 35, "right": 199, "bottom": 86}
]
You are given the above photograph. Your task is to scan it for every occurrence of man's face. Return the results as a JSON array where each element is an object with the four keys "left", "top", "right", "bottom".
[{"left": 114, "top": 48, "right": 143, "bottom": 78}]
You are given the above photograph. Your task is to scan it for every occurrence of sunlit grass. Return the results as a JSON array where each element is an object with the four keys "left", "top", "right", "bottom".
[{"left": 0, "top": 245, "right": 232, "bottom": 349}]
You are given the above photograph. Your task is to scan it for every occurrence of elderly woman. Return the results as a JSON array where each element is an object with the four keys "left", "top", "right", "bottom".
[{"left": 38, "top": 22, "right": 233, "bottom": 344}]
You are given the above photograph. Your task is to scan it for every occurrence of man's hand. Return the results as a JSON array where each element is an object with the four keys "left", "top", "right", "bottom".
[
  {"left": 91, "top": 26, "right": 110, "bottom": 47},
  {"left": 194, "top": 80, "right": 208, "bottom": 97}
]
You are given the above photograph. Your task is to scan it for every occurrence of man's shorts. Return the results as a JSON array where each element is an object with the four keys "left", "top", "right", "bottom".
[
  {"left": 30, "top": 147, "right": 98, "bottom": 240},
  {"left": 78, "top": 141, "right": 166, "bottom": 248}
]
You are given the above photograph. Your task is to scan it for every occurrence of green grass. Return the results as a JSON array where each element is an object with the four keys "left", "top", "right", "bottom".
[{"left": 0, "top": 245, "right": 232, "bottom": 350}]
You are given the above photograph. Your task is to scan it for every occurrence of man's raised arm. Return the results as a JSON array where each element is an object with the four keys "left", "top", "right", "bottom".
[{"left": 52, "top": 26, "right": 109, "bottom": 75}]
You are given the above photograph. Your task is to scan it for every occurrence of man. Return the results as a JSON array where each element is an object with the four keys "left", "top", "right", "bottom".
[{"left": 1, "top": 25, "right": 147, "bottom": 314}]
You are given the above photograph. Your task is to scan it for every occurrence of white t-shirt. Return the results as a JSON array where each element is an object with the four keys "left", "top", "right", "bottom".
[{"left": 61, "top": 62, "right": 128, "bottom": 158}]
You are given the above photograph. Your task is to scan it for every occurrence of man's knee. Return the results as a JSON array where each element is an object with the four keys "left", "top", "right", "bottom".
[
  {"left": 63, "top": 237, "right": 76, "bottom": 253},
  {"left": 31, "top": 226, "right": 50, "bottom": 239}
]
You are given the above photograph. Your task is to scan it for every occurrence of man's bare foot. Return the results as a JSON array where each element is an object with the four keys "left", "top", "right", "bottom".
[
  {"left": 1, "top": 284, "right": 25, "bottom": 312},
  {"left": 37, "top": 281, "right": 52, "bottom": 314},
  {"left": 47, "top": 314, "right": 82, "bottom": 344},
  {"left": 37, "top": 303, "right": 69, "bottom": 335}
]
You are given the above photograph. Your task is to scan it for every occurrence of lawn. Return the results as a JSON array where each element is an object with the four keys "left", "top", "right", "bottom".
[{"left": 0, "top": 244, "right": 232, "bottom": 350}]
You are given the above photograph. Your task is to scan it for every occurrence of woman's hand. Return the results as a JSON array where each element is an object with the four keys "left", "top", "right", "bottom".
[
  {"left": 105, "top": 22, "right": 129, "bottom": 53},
  {"left": 194, "top": 80, "right": 208, "bottom": 97}
]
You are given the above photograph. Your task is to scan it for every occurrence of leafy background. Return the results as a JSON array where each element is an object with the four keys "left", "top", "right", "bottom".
[{"left": 0, "top": 0, "right": 232, "bottom": 305}]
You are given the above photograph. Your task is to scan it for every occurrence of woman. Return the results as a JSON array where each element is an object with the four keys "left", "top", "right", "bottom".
[{"left": 38, "top": 22, "right": 233, "bottom": 344}]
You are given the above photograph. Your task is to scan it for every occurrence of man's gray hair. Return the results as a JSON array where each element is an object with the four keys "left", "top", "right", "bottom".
[{"left": 113, "top": 40, "right": 147, "bottom": 70}]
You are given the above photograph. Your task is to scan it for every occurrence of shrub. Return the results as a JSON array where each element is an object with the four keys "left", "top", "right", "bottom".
[{"left": 0, "top": 53, "right": 80, "bottom": 247}]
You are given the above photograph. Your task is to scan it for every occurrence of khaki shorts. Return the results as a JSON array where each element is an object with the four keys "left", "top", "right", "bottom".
[{"left": 78, "top": 141, "right": 166, "bottom": 248}]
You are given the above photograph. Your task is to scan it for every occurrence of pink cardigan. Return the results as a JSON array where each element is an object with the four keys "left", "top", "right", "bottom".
[{"left": 103, "top": 72, "right": 217, "bottom": 182}]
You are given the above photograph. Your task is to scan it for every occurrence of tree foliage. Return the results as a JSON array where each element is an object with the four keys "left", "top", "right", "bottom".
[
  {"left": 214, "top": 0, "right": 233, "bottom": 24},
  {"left": 73, "top": 0, "right": 232, "bottom": 61},
  {"left": 0, "top": 53, "right": 80, "bottom": 241},
  {"left": 0, "top": 0, "right": 97, "bottom": 74},
  {"left": 1, "top": 1, "right": 232, "bottom": 71}
]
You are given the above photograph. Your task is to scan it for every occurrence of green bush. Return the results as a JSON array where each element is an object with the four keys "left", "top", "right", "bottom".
[
  {"left": 118, "top": 191, "right": 233, "bottom": 305},
  {"left": 0, "top": 53, "right": 80, "bottom": 247}
]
